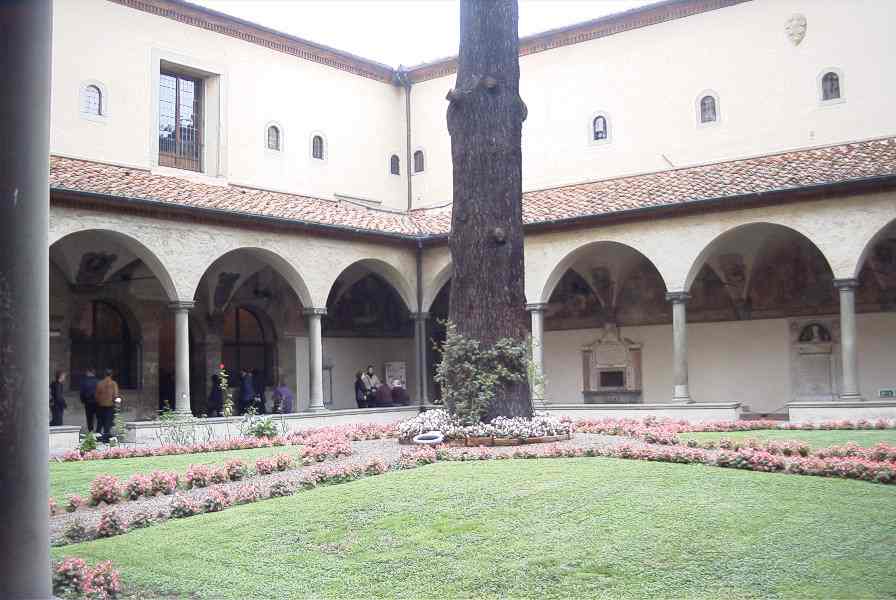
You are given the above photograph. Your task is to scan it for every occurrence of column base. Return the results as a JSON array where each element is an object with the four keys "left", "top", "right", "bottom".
[
  {"left": 838, "top": 393, "right": 865, "bottom": 401},
  {"left": 306, "top": 405, "right": 328, "bottom": 413},
  {"left": 673, "top": 385, "right": 693, "bottom": 404}
]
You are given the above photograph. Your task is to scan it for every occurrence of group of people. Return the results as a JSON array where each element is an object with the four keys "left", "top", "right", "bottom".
[
  {"left": 50, "top": 367, "right": 121, "bottom": 443},
  {"left": 206, "top": 367, "right": 295, "bottom": 417},
  {"left": 354, "top": 365, "right": 410, "bottom": 408}
]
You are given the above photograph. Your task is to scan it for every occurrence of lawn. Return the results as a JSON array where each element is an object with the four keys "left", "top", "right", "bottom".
[
  {"left": 678, "top": 429, "right": 896, "bottom": 449},
  {"left": 50, "top": 445, "right": 297, "bottom": 500},
  {"left": 53, "top": 458, "right": 896, "bottom": 599}
]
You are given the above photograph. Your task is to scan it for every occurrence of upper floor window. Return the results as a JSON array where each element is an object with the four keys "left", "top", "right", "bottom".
[
  {"left": 266, "top": 125, "right": 281, "bottom": 151},
  {"left": 700, "top": 95, "right": 717, "bottom": 123},
  {"left": 390, "top": 154, "right": 400, "bottom": 175},
  {"left": 312, "top": 135, "right": 325, "bottom": 160},
  {"left": 83, "top": 85, "right": 102, "bottom": 116},
  {"left": 591, "top": 115, "right": 610, "bottom": 141},
  {"left": 413, "top": 150, "right": 425, "bottom": 173},
  {"left": 821, "top": 71, "right": 841, "bottom": 101},
  {"left": 158, "top": 71, "right": 203, "bottom": 172}
]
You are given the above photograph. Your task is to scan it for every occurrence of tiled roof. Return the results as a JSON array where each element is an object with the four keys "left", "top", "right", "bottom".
[{"left": 50, "top": 137, "right": 896, "bottom": 239}]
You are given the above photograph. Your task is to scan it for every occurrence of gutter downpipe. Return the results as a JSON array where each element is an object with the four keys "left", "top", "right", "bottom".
[{"left": 396, "top": 66, "right": 413, "bottom": 211}]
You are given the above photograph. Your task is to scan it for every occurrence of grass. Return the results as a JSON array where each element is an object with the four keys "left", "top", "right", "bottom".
[
  {"left": 678, "top": 429, "right": 896, "bottom": 450},
  {"left": 53, "top": 458, "right": 896, "bottom": 599},
  {"left": 50, "top": 445, "right": 296, "bottom": 500}
]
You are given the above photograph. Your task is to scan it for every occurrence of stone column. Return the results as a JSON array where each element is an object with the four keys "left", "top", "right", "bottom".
[
  {"left": 666, "top": 292, "right": 693, "bottom": 403},
  {"left": 412, "top": 312, "right": 429, "bottom": 405},
  {"left": 0, "top": 1, "right": 52, "bottom": 596},
  {"left": 527, "top": 303, "right": 548, "bottom": 407},
  {"left": 170, "top": 301, "right": 194, "bottom": 416},
  {"left": 304, "top": 308, "right": 326, "bottom": 411},
  {"left": 834, "top": 279, "right": 863, "bottom": 400}
]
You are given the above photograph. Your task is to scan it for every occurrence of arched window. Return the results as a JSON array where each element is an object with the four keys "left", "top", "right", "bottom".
[
  {"left": 70, "top": 301, "right": 138, "bottom": 389},
  {"left": 413, "top": 150, "right": 425, "bottom": 173},
  {"left": 222, "top": 306, "right": 269, "bottom": 387},
  {"left": 390, "top": 154, "right": 400, "bottom": 175},
  {"left": 83, "top": 85, "right": 102, "bottom": 116},
  {"left": 266, "top": 125, "right": 281, "bottom": 151},
  {"left": 822, "top": 71, "right": 841, "bottom": 101},
  {"left": 312, "top": 135, "right": 325, "bottom": 160},
  {"left": 699, "top": 95, "right": 717, "bottom": 123},
  {"left": 592, "top": 115, "right": 608, "bottom": 141}
]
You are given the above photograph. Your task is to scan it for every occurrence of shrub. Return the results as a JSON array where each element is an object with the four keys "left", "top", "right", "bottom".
[
  {"left": 52, "top": 557, "right": 90, "bottom": 597},
  {"left": 202, "top": 487, "right": 232, "bottom": 512},
  {"left": 274, "top": 453, "right": 293, "bottom": 471},
  {"left": 248, "top": 417, "right": 278, "bottom": 439},
  {"left": 434, "top": 322, "right": 531, "bottom": 422},
  {"left": 170, "top": 495, "right": 201, "bottom": 518},
  {"left": 80, "top": 432, "right": 98, "bottom": 454},
  {"left": 89, "top": 475, "right": 121, "bottom": 505},
  {"left": 150, "top": 470, "right": 179, "bottom": 495},
  {"left": 254, "top": 457, "right": 276, "bottom": 476},
  {"left": 185, "top": 464, "right": 212, "bottom": 489},
  {"left": 129, "top": 511, "right": 156, "bottom": 529},
  {"left": 96, "top": 510, "right": 127, "bottom": 538},
  {"left": 63, "top": 519, "right": 91, "bottom": 544},
  {"left": 233, "top": 484, "right": 261, "bottom": 504},
  {"left": 364, "top": 456, "right": 389, "bottom": 476},
  {"left": 66, "top": 494, "right": 86, "bottom": 513},
  {"left": 209, "top": 466, "right": 229, "bottom": 485},
  {"left": 225, "top": 458, "right": 248, "bottom": 481},
  {"left": 123, "top": 473, "right": 153, "bottom": 500},
  {"left": 87, "top": 560, "right": 122, "bottom": 599},
  {"left": 269, "top": 481, "right": 293, "bottom": 497}
]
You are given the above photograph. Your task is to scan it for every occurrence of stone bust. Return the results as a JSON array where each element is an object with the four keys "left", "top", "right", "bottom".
[{"left": 786, "top": 14, "right": 807, "bottom": 46}]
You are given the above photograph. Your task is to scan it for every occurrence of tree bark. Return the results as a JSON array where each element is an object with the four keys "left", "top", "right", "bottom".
[{"left": 447, "top": 0, "right": 531, "bottom": 420}]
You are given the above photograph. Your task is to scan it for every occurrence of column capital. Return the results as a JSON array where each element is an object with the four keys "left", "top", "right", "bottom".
[
  {"left": 526, "top": 302, "right": 549, "bottom": 312},
  {"left": 168, "top": 300, "right": 195, "bottom": 312},
  {"left": 833, "top": 278, "right": 859, "bottom": 290},
  {"left": 411, "top": 311, "right": 430, "bottom": 321},
  {"left": 665, "top": 292, "right": 690, "bottom": 304},
  {"left": 303, "top": 307, "right": 327, "bottom": 317}
]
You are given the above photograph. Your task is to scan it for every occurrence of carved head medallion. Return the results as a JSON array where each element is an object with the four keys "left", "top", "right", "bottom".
[{"left": 785, "top": 14, "right": 807, "bottom": 46}]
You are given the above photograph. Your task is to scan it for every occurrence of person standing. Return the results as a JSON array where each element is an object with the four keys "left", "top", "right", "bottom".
[
  {"left": 273, "top": 380, "right": 295, "bottom": 414},
  {"left": 49, "top": 370, "right": 67, "bottom": 426},
  {"left": 361, "top": 365, "right": 381, "bottom": 407},
  {"left": 95, "top": 369, "right": 119, "bottom": 443},
  {"left": 238, "top": 368, "right": 254, "bottom": 415},
  {"left": 354, "top": 371, "right": 367, "bottom": 408},
  {"left": 79, "top": 367, "right": 99, "bottom": 433}
]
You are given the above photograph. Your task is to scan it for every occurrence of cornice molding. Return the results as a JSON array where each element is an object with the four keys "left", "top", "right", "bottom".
[{"left": 107, "top": 0, "right": 396, "bottom": 84}]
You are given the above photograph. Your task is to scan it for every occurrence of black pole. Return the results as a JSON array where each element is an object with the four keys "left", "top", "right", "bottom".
[{"left": 0, "top": 0, "right": 52, "bottom": 597}]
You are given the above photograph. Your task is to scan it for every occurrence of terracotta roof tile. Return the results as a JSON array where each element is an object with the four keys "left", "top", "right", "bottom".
[{"left": 50, "top": 137, "right": 896, "bottom": 239}]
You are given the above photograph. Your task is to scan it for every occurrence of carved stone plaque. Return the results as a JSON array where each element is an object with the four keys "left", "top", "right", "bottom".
[
  {"left": 790, "top": 317, "right": 839, "bottom": 401},
  {"left": 785, "top": 14, "right": 807, "bottom": 46},
  {"left": 797, "top": 353, "right": 832, "bottom": 396}
]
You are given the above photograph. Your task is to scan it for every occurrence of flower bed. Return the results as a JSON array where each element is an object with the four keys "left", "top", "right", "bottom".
[{"left": 397, "top": 409, "right": 573, "bottom": 444}]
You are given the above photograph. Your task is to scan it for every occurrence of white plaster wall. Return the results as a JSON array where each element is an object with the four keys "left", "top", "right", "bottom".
[
  {"left": 409, "top": 0, "right": 896, "bottom": 206},
  {"left": 543, "top": 314, "right": 896, "bottom": 414},
  {"left": 51, "top": 0, "right": 408, "bottom": 209}
]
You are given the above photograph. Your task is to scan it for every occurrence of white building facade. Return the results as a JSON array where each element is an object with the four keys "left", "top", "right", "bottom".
[{"left": 48, "top": 0, "right": 896, "bottom": 429}]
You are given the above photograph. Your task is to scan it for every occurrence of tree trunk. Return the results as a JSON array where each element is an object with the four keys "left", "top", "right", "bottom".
[{"left": 446, "top": 0, "right": 531, "bottom": 420}]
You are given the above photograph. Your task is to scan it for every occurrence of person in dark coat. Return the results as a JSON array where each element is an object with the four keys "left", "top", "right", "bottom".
[
  {"left": 79, "top": 367, "right": 99, "bottom": 432},
  {"left": 207, "top": 373, "right": 223, "bottom": 417},
  {"left": 50, "top": 370, "right": 67, "bottom": 426},
  {"left": 273, "top": 380, "right": 295, "bottom": 414},
  {"left": 252, "top": 368, "right": 266, "bottom": 414},
  {"left": 238, "top": 368, "right": 254, "bottom": 415},
  {"left": 354, "top": 371, "right": 367, "bottom": 408},
  {"left": 391, "top": 379, "right": 411, "bottom": 406}
]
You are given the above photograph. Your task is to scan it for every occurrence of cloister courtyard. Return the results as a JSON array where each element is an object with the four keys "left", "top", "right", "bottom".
[{"left": 49, "top": 414, "right": 896, "bottom": 599}]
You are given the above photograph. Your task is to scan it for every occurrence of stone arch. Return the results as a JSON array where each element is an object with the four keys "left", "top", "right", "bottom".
[
  {"left": 49, "top": 228, "right": 178, "bottom": 302},
  {"left": 324, "top": 258, "right": 414, "bottom": 312},
  {"left": 423, "top": 261, "right": 453, "bottom": 312},
  {"left": 684, "top": 222, "right": 835, "bottom": 292},
  {"left": 853, "top": 217, "right": 896, "bottom": 279},
  {"left": 191, "top": 247, "right": 313, "bottom": 310},
  {"left": 540, "top": 240, "right": 669, "bottom": 304}
]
